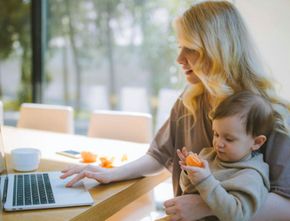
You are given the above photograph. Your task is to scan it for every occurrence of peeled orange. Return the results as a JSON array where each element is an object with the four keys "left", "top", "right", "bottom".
[{"left": 185, "top": 153, "right": 203, "bottom": 167}]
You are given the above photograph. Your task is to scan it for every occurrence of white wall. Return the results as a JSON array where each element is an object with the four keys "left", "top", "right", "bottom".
[{"left": 236, "top": 0, "right": 290, "bottom": 100}]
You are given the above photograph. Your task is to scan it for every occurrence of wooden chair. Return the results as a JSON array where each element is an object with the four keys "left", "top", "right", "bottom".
[
  {"left": 17, "top": 103, "right": 74, "bottom": 134},
  {"left": 88, "top": 110, "right": 152, "bottom": 143}
]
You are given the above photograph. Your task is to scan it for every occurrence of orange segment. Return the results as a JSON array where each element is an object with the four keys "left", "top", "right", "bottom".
[
  {"left": 81, "top": 151, "right": 97, "bottom": 163},
  {"left": 185, "top": 153, "right": 203, "bottom": 167},
  {"left": 100, "top": 156, "right": 114, "bottom": 168},
  {"left": 121, "top": 153, "right": 128, "bottom": 162}
]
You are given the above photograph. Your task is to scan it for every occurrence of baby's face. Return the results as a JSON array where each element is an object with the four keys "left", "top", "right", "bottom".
[{"left": 212, "top": 115, "right": 255, "bottom": 162}]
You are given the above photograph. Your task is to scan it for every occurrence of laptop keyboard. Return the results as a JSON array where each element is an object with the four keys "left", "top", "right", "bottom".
[{"left": 13, "top": 173, "right": 55, "bottom": 206}]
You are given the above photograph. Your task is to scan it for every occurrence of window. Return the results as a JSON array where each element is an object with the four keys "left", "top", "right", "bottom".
[
  {"left": 0, "top": 0, "right": 32, "bottom": 124},
  {"left": 1, "top": 0, "right": 289, "bottom": 134}
]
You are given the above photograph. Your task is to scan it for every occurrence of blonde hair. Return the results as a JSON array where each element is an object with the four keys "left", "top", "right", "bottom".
[{"left": 174, "top": 0, "right": 290, "bottom": 133}]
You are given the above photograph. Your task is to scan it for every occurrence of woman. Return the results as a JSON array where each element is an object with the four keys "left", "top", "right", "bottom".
[{"left": 61, "top": 1, "right": 290, "bottom": 220}]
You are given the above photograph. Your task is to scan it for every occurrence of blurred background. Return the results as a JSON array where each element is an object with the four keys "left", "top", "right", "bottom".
[{"left": 1, "top": 0, "right": 290, "bottom": 135}]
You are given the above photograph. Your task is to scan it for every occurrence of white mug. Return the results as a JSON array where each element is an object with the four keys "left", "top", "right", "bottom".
[{"left": 11, "top": 148, "right": 41, "bottom": 172}]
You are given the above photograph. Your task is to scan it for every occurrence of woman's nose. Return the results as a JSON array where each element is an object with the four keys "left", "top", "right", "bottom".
[{"left": 176, "top": 51, "right": 186, "bottom": 65}]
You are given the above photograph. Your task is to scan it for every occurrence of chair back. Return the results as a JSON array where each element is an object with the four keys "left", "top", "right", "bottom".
[
  {"left": 88, "top": 110, "right": 152, "bottom": 143},
  {"left": 17, "top": 103, "right": 74, "bottom": 133}
]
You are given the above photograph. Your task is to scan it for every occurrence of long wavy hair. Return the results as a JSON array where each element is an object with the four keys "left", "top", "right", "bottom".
[{"left": 174, "top": 0, "right": 290, "bottom": 133}]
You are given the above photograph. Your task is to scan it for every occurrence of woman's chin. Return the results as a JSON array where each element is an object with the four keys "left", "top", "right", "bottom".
[{"left": 186, "top": 76, "right": 200, "bottom": 84}]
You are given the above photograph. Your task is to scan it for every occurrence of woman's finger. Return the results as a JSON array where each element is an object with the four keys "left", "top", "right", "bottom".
[
  {"left": 61, "top": 164, "right": 86, "bottom": 173},
  {"left": 61, "top": 165, "right": 78, "bottom": 173},
  {"left": 164, "top": 198, "right": 175, "bottom": 207},
  {"left": 164, "top": 206, "right": 181, "bottom": 221},
  {"left": 169, "top": 214, "right": 181, "bottom": 221},
  {"left": 65, "top": 170, "right": 94, "bottom": 187},
  {"left": 164, "top": 205, "right": 176, "bottom": 215},
  {"left": 60, "top": 165, "right": 87, "bottom": 179}
]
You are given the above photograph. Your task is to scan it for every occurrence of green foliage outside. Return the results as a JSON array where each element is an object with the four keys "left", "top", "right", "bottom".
[
  {"left": 0, "top": 0, "right": 31, "bottom": 110},
  {"left": 0, "top": 0, "right": 193, "bottom": 113}
]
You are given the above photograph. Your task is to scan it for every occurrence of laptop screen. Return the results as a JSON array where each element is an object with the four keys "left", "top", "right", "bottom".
[
  {"left": 0, "top": 126, "right": 8, "bottom": 214},
  {"left": 0, "top": 126, "right": 7, "bottom": 173}
]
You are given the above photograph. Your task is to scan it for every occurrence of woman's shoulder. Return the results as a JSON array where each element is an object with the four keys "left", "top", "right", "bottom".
[
  {"left": 267, "top": 129, "right": 290, "bottom": 146},
  {"left": 263, "top": 129, "right": 290, "bottom": 198},
  {"left": 263, "top": 129, "right": 290, "bottom": 164},
  {"left": 169, "top": 89, "right": 188, "bottom": 119},
  {"left": 170, "top": 87, "right": 211, "bottom": 119}
]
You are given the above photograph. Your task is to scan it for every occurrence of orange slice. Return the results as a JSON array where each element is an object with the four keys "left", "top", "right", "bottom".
[
  {"left": 81, "top": 151, "right": 97, "bottom": 163},
  {"left": 100, "top": 156, "right": 114, "bottom": 168},
  {"left": 185, "top": 153, "right": 203, "bottom": 167},
  {"left": 121, "top": 154, "right": 128, "bottom": 162}
]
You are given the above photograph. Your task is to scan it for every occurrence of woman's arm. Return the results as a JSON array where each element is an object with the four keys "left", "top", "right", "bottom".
[
  {"left": 251, "top": 192, "right": 290, "bottom": 221},
  {"left": 61, "top": 154, "right": 164, "bottom": 186},
  {"left": 112, "top": 153, "right": 165, "bottom": 180}
]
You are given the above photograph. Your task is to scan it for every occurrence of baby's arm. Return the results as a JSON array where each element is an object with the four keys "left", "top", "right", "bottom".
[
  {"left": 194, "top": 169, "right": 268, "bottom": 221},
  {"left": 178, "top": 148, "right": 267, "bottom": 221}
]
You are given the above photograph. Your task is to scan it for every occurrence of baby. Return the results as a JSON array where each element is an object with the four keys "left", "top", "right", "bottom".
[{"left": 177, "top": 91, "right": 274, "bottom": 221}]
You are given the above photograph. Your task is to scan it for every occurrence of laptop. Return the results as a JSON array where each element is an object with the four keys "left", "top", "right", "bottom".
[{"left": 0, "top": 126, "right": 94, "bottom": 212}]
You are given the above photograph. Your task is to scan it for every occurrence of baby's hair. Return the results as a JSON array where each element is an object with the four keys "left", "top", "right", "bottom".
[{"left": 210, "top": 91, "right": 275, "bottom": 137}]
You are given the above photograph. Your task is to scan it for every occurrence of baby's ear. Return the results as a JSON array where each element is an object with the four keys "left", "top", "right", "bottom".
[{"left": 252, "top": 135, "right": 267, "bottom": 151}]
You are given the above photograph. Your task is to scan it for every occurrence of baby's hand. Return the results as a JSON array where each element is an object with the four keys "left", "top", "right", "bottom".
[
  {"left": 181, "top": 159, "right": 211, "bottom": 185},
  {"left": 177, "top": 147, "right": 189, "bottom": 166}
]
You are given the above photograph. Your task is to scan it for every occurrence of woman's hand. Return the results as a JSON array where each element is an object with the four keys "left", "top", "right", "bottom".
[
  {"left": 164, "top": 194, "right": 212, "bottom": 221},
  {"left": 60, "top": 154, "right": 164, "bottom": 187},
  {"left": 60, "top": 164, "right": 115, "bottom": 187}
]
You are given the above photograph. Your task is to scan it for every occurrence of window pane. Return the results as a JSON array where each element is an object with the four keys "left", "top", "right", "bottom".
[
  {"left": 43, "top": 0, "right": 191, "bottom": 133},
  {"left": 0, "top": 0, "right": 32, "bottom": 125}
]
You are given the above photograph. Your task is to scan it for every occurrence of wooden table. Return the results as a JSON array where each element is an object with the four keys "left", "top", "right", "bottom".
[{"left": 1, "top": 126, "right": 170, "bottom": 221}]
